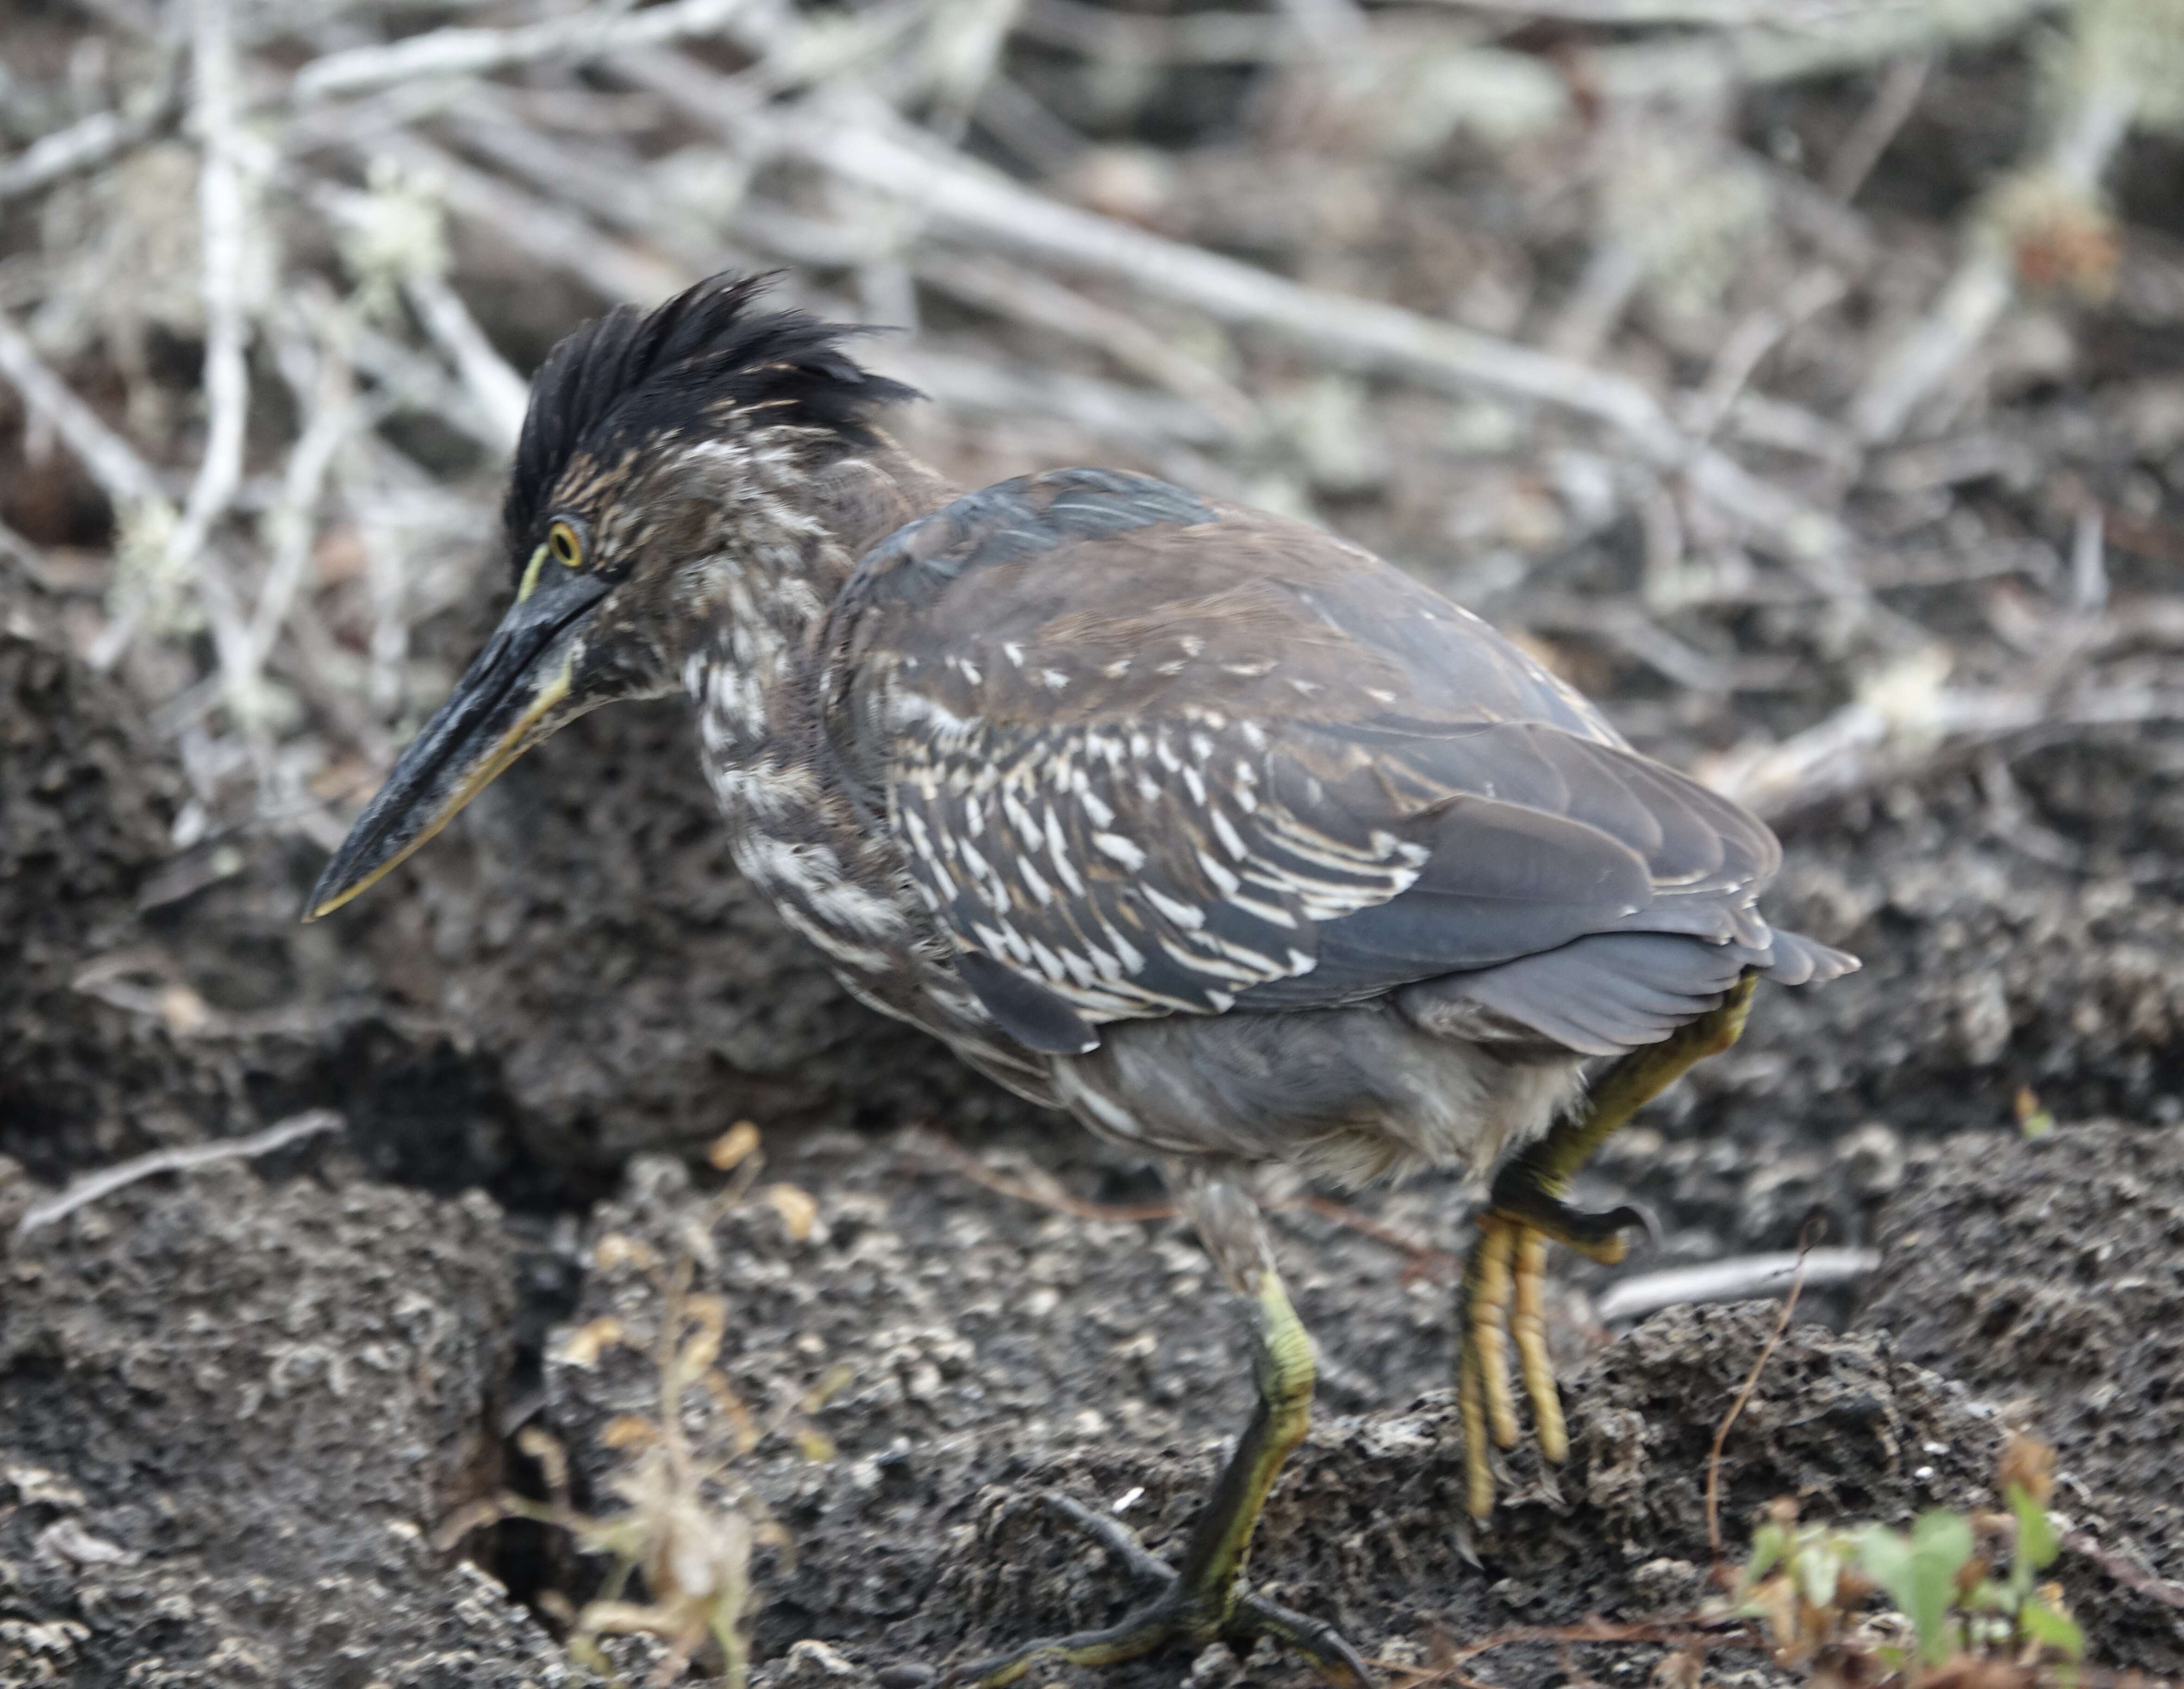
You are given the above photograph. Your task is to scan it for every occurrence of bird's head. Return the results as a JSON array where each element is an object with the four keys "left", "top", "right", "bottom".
[{"left": 303, "top": 272, "right": 917, "bottom": 921}]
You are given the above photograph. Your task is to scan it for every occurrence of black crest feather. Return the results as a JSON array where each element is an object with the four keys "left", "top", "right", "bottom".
[{"left": 503, "top": 272, "right": 920, "bottom": 564}]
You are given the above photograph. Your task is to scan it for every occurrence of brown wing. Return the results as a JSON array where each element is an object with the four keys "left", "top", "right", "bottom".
[{"left": 820, "top": 468, "right": 1785, "bottom": 1053}]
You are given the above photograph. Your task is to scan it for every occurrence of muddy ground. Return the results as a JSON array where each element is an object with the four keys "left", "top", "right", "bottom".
[{"left": 7, "top": 532, "right": 2184, "bottom": 1686}]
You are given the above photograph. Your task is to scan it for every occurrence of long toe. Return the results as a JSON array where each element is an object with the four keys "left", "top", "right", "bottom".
[
  {"left": 1460, "top": 1195, "right": 1659, "bottom": 1514},
  {"left": 1231, "top": 1589, "right": 1374, "bottom": 1687},
  {"left": 943, "top": 1493, "right": 1371, "bottom": 1688},
  {"left": 1458, "top": 1212, "right": 1525, "bottom": 1517}
]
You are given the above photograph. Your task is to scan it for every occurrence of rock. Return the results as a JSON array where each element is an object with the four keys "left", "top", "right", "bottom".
[
  {"left": 778, "top": 1638, "right": 865, "bottom": 1683},
  {"left": 1858, "top": 1119, "right": 2184, "bottom": 1671},
  {"left": 0, "top": 1165, "right": 555, "bottom": 1687},
  {"left": 0, "top": 606, "right": 244, "bottom": 1178}
]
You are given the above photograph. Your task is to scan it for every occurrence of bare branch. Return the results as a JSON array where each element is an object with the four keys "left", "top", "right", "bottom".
[
  {"left": 292, "top": 0, "right": 757, "bottom": 102},
  {"left": 623, "top": 57, "right": 1854, "bottom": 571},
  {"left": 250, "top": 314, "right": 359, "bottom": 676},
  {"left": 0, "top": 312, "right": 166, "bottom": 508},
  {"left": 12, "top": 1111, "right": 346, "bottom": 1244},
  {"left": 912, "top": 250, "right": 1261, "bottom": 438},
  {"left": 1014, "top": 0, "right": 1297, "bottom": 65},
  {"left": 358, "top": 130, "right": 687, "bottom": 305},
  {"left": 1709, "top": 681, "right": 2184, "bottom": 822},
  {"left": 403, "top": 273, "right": 530, "bottom": 452},
  {"left": 0, "top": 86, "right": 176, "bottom": 205},
  {"left": 1824, "top": 50, "right": 1931, "bottom": 203},
  {"left": 1849, "top": 55, "right": 2138, "bottom": 443},
  {"left": 1582, "top": 0, "right": 2062, "bottom": 104},
  {"left": 1597, "top": 1248, "right": 1880, "bottom": 1324},
  {"left": 885, "top": 344, "right": 1233, "bottom": 448},
  {"left": 1435, "top": 0, "right": 1893, "bottom": 19},
  {"left": 137, "top": 0, "right": 261, "bottom": 720}
]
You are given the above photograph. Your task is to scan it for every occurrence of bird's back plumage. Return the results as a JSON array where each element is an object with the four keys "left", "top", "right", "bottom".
[{"left": 819, "top": 467, "right": 1850, "bottom": 1070}]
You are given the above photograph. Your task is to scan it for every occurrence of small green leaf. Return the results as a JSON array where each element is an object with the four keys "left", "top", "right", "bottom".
[
  {"left": 1912, "top": 1509, "right": 1976, "bottom": 1565},
  {"left": 2020, "top": 1593, "right": 2086, "bottom": 1660},
  {"left": 1743, "top": 1520, "right": 1791, "bottom": 1585},
  {"left": 1858, "top": 1514, "right": 1974, "bottom": 1666},
  {"left": 2008, "top": 1480, "right": 2062, "bottom": 1573},
  {"left": 1854, "top": 1524, "right": 1910, "bottom": 1584}
]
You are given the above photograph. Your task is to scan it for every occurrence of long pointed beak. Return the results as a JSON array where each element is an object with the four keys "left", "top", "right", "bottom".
[{"left": 303, "top": 558, "right": 611, "bottom": 921}]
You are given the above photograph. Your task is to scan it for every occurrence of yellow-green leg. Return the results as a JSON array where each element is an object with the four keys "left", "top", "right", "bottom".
[
  {"left": 1459, "top": 972, "right": 1758, "bottom": 1520},
  {"left": 949, "top": 1164, "right": 1368, "bottom": 1688}
]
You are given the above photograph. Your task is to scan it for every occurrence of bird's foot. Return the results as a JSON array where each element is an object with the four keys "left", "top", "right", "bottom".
[
  {"left": 1456, "top": 981, "right": 1757, "bottom": 1520},
  {"left": 945, "top": 1492, "right": 1371, "bottom": 1688},
  {"left": 1455, "top": 1195, "right": 1648, "bottom": 1521}
]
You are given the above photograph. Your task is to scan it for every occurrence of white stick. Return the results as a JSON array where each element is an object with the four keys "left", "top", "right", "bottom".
[
  {"left": 912, "top": 250, "right": 1261, "bottom": 438},
  {"left": 250, "top": 322, "right": 357, "bottom": 674},
  {"left": 0, "top": 313, "right": 166, "bottom": 507},
  {"left": 293, "top": 0, "right": 755, "bottom": 102},
  {"left": 403, "top": 273, "right": 530, "bottom": 452},
  {"left": 360, "top": 130, "right": 687, "bottom": 305},
  {"left": 1710, "top": 682, "right": 2184, "bottom": 820},
  {"left": 1824, "top": 50, "right": 1932, "bottom": 203},
  {"left": 134, "top": 0, "right": 259, "bottom": 711},
  {"left": 0, "top": 98, "right": 169, "bottom": 204},
  {"left": 1582, "top": 0, "right": 2060, "bottom": 105},
  {"left": 1597, "top": 1248, "right": 1880, "bottom": 1323},
  {"left": 12, "top": 1111, "right": 346, "bottom": 1244},
  {"left": 1436, "top": 0, "right": 1883, "bottom": 19}
]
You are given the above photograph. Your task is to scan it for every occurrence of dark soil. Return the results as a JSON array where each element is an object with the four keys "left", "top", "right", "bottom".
[
  {"left": 536, "top": 1130, "right": 2184, "bottom": 1688},
  {"left": 0, "top": 577, "right": 241, "bottom": 1176},
  {"left": 0, "top": 1159, "right": 565, "bottom": 1687},
  {"left": 1860, "top": 1120, "right": 2184, "bottom": 1675}
]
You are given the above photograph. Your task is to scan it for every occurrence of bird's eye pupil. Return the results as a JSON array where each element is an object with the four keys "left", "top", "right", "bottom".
[{"left": 549, "top": 523, "right": 581, "bottom": 567}]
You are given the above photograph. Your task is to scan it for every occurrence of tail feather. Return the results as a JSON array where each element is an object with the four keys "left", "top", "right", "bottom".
[{"left": 1396, "top": 926, "right": 1858, "bottom": 1057}]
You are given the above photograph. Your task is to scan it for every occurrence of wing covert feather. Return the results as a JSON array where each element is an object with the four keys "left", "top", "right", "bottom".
[{"left": 820, "top": 468, "right": 1791, "bottom": 1037}]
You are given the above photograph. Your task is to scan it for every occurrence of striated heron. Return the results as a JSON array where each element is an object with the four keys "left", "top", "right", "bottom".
[{"left": 307, "top": 273, "right": 1856, "bottom": 1685}]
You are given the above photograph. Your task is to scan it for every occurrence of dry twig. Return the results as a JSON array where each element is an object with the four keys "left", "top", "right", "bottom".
[
  {"left": 616, "top": 55, "right": 1855, "bottom": 572},
  {"left": 291, "top": 0, "right": 757, "bottom": 102},
  {"left": 1705, "top": 1218, "right": 1822, "bottom": 1564},
  {"left": 1849, "top": 17, "right": 2140, "bottom": 443},
  {"left": 12, "top": 1110, "right": 345, "bottom": 1244},
  {"left": 1597, "top": 1247, "right": 1878, "bottom": 1324}
]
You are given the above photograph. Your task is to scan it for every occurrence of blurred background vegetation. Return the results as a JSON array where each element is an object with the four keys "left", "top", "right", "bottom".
[{"left": 5, "top": 0, "right": 2183, "bottom": 849}]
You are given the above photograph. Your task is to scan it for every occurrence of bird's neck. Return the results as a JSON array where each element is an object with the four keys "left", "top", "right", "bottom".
[
  {"left": 806, "top": 436, "right": 961, "bottom": 583},
  {"left": 679, "top": 432, "right": 957, "bottom": 752}
]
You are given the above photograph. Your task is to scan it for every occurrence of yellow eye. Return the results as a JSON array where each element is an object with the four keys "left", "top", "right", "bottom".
[{"left": 547, "top": 519, "right": 584, "bottom": 569}]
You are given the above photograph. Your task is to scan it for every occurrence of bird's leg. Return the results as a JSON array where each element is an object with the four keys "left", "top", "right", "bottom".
[
  {"left": 948, "top": 1161, "right": 1369, "bottom": 1688},
  {"left": 1458, "top": 971, "right": 1758, "bottom": 1519}
]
